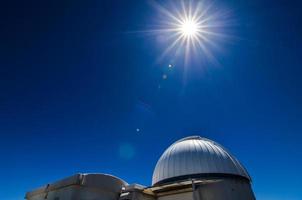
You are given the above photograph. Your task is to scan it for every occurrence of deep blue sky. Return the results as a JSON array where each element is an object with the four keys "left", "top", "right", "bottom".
[{"left": 0, "top": 0, "right": 301, "bottom": 199}]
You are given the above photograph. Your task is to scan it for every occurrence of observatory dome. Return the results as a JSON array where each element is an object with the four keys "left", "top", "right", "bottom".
[{"left": 152, "top": 136, "right": 250, "bottom": 185}]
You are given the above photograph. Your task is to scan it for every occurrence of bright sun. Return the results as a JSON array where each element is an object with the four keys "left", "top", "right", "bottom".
[
  {"left": 147, "top": 0, "right": 228, "bottom": 63},
  {"left": 180, "top": 19, "right": 199, "bottom": 37}
]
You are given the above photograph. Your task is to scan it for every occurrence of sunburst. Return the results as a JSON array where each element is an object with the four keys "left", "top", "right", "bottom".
[{"left": 147, "top": 0, "right": 231, "bottom": 65}]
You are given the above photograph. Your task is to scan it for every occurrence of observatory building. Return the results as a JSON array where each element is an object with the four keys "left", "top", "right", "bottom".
[{"left": 26, "top": 136, "right": 255, "bottom": 200}]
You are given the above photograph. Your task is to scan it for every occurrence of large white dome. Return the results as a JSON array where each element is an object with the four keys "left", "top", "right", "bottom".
[{"left": 152, "top": 136, "right": 250, "bottom": 185}]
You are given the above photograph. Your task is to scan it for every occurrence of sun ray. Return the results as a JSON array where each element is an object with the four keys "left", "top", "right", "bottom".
[{"left": 144, "top": 0, "right": 232, "bottom": 67}]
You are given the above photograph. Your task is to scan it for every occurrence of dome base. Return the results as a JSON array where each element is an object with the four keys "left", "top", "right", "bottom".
[{"left": 154, "top": 173, "right": 250, "bottom": 186}]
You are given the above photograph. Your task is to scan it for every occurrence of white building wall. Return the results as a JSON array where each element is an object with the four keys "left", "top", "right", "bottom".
[
  {"left": 158, "top": 192, "right": 193, "bottom": 200},
  {"left": 195, "top": 179, "right": 255, "bottom": 200}
]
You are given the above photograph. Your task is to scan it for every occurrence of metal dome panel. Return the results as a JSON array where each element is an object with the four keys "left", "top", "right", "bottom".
[{"left": 152, "top": 136, "right": 250, "bottom": 185}]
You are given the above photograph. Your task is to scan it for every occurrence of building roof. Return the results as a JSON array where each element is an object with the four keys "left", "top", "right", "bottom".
[
  {"left": 152, "top": 136, "right": 251, "bottom": 185},
  {"left": 25, "top": 173, "right": 127, "bottom": 198}
]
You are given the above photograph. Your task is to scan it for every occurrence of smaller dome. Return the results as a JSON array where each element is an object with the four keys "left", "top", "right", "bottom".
[{"left": 152, "top": 136, "right": 250, "bottom": 185}]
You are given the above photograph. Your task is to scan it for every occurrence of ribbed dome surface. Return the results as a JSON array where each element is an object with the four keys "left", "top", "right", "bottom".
[{"left": 152, "top": 136, "right": 250, "bottom": 185}]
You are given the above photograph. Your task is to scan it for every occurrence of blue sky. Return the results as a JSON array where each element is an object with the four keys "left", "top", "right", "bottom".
[{"left": 0, "top": 0, "right": 301, "bottom": 199}]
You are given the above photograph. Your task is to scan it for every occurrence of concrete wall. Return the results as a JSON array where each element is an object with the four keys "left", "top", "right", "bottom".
[
  {"left": 119, "top": 191, "right": 155, "bottom": 200},
  {"left": 155, "top": 178, "right": 255, "bottom": 200},
  {"left": 158, "top": 192, "right": 193, "bottom": 200},
  {"left": 195, "top": 179, "right": 255, "bottom": 200}
]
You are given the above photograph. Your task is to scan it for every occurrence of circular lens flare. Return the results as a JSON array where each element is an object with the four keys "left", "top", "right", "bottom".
[{"left": 180, "top": 19, "right": 198, "bottom": 37}]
